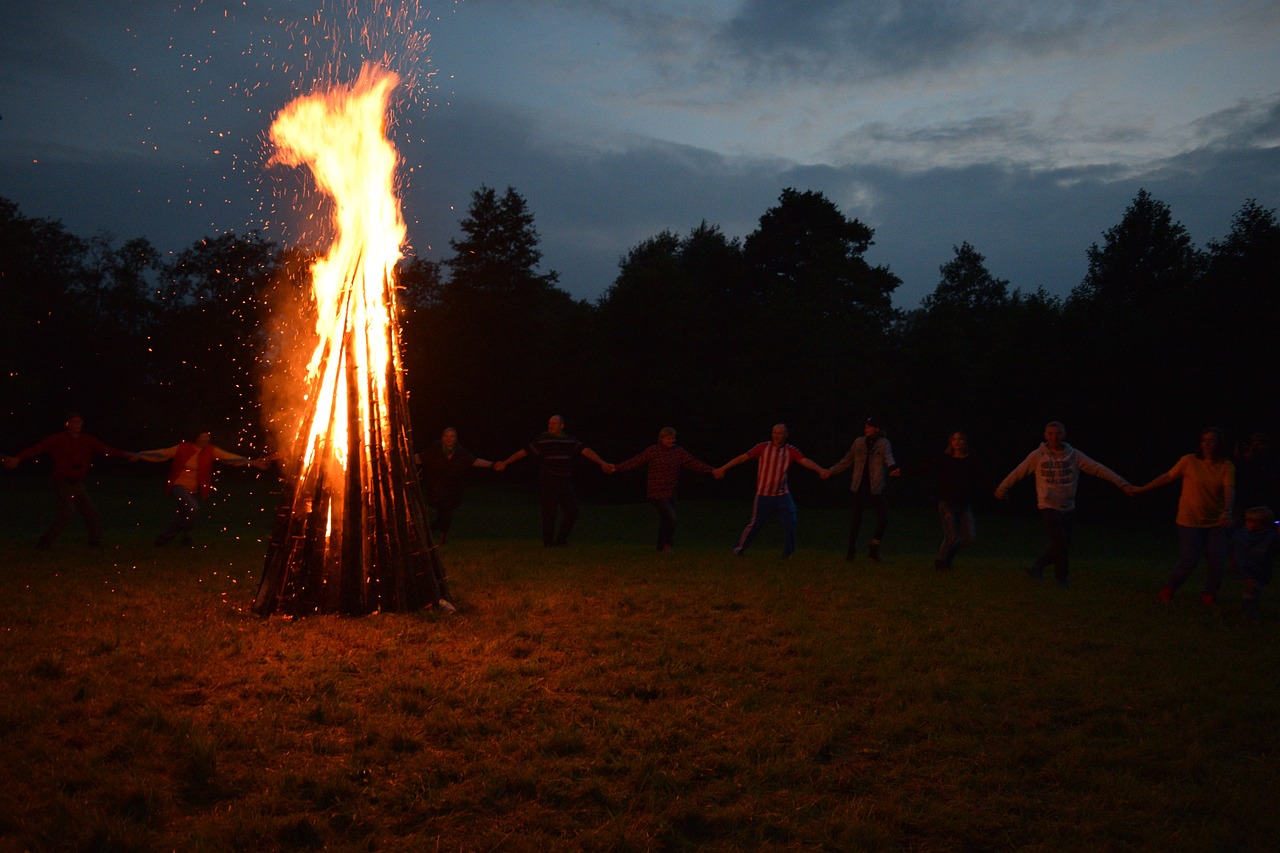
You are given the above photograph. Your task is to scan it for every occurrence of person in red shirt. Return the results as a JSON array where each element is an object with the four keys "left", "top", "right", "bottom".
[
  {"left": 714, "top": 423, "right": 828, "bottom": 557},
  {"left": 138, "top": 430, "right": 271, "bottom": 547},
  {"left": 2, "top": 413, "right": 136, "bottom": 548}
]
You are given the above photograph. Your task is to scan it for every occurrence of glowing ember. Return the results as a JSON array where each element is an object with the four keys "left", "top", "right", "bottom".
[{"left": 253, "top": 64, "right": 449, "bottom": 616}]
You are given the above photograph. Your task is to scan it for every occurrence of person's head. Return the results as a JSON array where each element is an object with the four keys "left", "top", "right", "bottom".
[
  {"left": 1244, "top": 506, "right": 1275, "bottom": 533},
  {"left": 770, "top": 423, "right": 789, "bottom": 446},
  {"left": 658, "top": 427, "right": 677, "bottom": 448},
  {"left": 1197, "top": 427, "right": 1226, "bottom": 462},
  {"left": 65, "top": 413, "right": 84, "bottom": 435},
  {"left": 547, "top": 415, "right": 565, "bottom": 435},
  {"left": 946, "top": 431, "right": 969, "bottom": 457},
  {"left": 441, "top": 427, "right": 458, "bottom": 451},
  {"left": 1043, "top": 421, "right": 1066, "bottom": 450},
  {"left": 1248, "top": 432, "right": 1269, "bottom": 456},
  {"left": 864, "top": 417, "right": 883, "bottom": 437},
  {"left": 194, "top": 431, "right": 213, "bottom": 448}
]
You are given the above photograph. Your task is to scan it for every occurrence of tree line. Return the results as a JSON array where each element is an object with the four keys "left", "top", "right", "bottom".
[{"left": 2, "top": 187, "right": 1277, "bottom": 506}]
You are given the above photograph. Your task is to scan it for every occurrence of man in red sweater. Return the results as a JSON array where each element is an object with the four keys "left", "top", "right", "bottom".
[{"left": 3, "top": 413, "right": 136, "bottom": 548}]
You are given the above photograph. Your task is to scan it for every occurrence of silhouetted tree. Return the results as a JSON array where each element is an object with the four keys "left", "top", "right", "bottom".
[
  {"left": 1066, "top": 190, "right": 1207, "bottom": 468},
  {"left": 416, "top": 186, "right": 588, "bottom": 455},
  {"left": 740, "top": 188, "right": 900, "bottom": 451}
]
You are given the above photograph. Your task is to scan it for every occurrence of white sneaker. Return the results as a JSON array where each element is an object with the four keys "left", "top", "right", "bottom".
[{"left": 437, "top": 598, "right": 457, "bottom": 614}]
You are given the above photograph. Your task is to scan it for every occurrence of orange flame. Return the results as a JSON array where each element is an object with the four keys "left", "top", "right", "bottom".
[{"left": 269, "top": 65, "right": 405, "bottom": 550}]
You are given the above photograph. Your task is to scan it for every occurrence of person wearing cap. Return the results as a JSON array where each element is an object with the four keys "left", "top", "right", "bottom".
[{"left": 828, "top": 417, "right": 900, "bottom": 562}]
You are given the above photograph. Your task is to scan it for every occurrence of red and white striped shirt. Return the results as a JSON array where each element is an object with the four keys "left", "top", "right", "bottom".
[{"left": 747, "top": 442, "right": 805, "bottom": 496}]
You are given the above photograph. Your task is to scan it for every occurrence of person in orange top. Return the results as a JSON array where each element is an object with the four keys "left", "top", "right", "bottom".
[
  {"left": 139, "top": 430, "right": 271, "bottom": 547},
  {"left": 1133, "top": 427, "right": 1236, "bottom": 607}
]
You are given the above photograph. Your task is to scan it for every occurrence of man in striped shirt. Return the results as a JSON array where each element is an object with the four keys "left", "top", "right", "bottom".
[{"left": 714, "top": 424, "right": 828, "bottom": 557}]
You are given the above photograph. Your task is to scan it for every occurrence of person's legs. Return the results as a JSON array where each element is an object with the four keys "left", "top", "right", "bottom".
[
  {"left": 554, "top": 483, "right": 578, "bottom": 546},
  {"left": 539, "top": 484, "right": 559, "bottom": 546},
  {"left": 1202, "top": 524, "right": 1229, "bottom": 597},
  {"left": 778, "top": 494, "right": 798, "bottom": 556},
  {"left": 735, "top": 495, "right": 776, "bottom": 555},
  {"left": 38, "top": 481, "right": 77, "bottom": 547},
  {"left": 1164, "top": 525, "right": 1206, "bottom": 592},
  {"left": 937, "top": 501, "right": 962, "bottom": 567},
  {"left": 651, "top": 499, "right": 677, "bottom": 550},
  {"left": 72, "top": 483, "right": 104, "bottom": 545},
  {"left": 156, "top": 485, "right": 200, "bottom": 545},
  {"left": 868, "top": 494, "right": 889, "bottom": 560},
  {"left": 846, "top": 491, "right": 867, "bottom": 559},
  {"left": 956, "top": 502, "right": 977, "bottom": 555},
  {"left": 1034, "top": 509, "right": 1073, "bottom": 582}
]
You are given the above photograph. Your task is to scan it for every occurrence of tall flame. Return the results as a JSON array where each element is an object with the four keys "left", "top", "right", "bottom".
[
  {"left": 254, "top": 64, "right": 447, "bottom": 616},
  {"left": 270, "top": 65, "right": 403, "bottom": 477}
]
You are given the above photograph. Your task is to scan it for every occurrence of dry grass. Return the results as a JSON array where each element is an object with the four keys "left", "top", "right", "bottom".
[{"left": 1, "top": 474, "right": 1278, "bottom": 851}]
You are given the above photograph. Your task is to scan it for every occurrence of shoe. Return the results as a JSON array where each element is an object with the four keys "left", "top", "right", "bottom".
[
  {"left": 868, "top": 554, "right": 887, "bottom": 564},
  {"left": 1199, "top": 592, "right": 1216, "bottom": 608},
  {"left": 934, "top": 559, "right": 949, "bottom": 571},
  {"left": 437, "top": 598, "right": 457, "bottom": 614},
  {"left": 1026, "top": 565, "right": 1045, "bottom": 580},
  {"left": 1157, "top": 586, "right": 1173, "bottom": 605},
  {"left": 1056, "top": 577, "right": 1070, "bottom": 589}
]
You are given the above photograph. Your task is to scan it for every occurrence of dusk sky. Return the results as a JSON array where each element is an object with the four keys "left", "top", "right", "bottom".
[{"left": 2, "top": 0, "right": 1278, "bottom": 308}]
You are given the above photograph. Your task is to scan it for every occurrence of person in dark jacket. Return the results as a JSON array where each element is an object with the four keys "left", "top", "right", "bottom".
[
  {"left": 895, "top": 430, "right": 990, "bottom": 570},
  {"left": 3, "top": 413, "right": 136, "bottom": 548},
  {"left": 418, "top": 427, "right": 495, "bottom": 544}
]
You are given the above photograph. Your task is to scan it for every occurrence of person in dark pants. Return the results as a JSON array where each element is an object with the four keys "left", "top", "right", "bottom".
[
  {"left": 1132, "top": 427, "right": 1235, "bottom": 607},
  {"left": 828, "top": 417, "right": 899, "bottom": 562},
  {"left": 496, "top": 415, "right": 610, "bottom": 546},
  {"left": 609, "top": 426, "right": 714, "bottom": 552},
  {"left": 895, "top": 430, "right": 991, "bottom": 570},
  {"left": 2, "top": 413, "right": 136, "bottom": 548},
  {"left": 418, "top": 427, "right": 495, "bottom": 544},
  {"left": 138, "top": 430, "right": 270, "bottom": 547},
  {"left": 995, "top": 421, "right": 1136, "bottom": 588}
]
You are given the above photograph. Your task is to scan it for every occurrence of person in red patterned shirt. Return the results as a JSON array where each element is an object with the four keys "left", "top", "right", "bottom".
[
  {"left": 609, "top": 426, "right": 715, "bottom": 552},
  {"left": 3, "top": 413, "right": 137, "bottom": 548},
  {"left": 714, "top": 423, "right": 828, "bottom": 557}
]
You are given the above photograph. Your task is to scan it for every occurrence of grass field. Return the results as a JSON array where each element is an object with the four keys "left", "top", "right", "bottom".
[{"left": 1, "top": 471, "right": 1278, "bottom": 851}]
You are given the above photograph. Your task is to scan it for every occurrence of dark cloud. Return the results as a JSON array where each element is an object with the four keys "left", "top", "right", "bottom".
[{"left": 711, "top": 0, "right": 1175, "bottom": 83}]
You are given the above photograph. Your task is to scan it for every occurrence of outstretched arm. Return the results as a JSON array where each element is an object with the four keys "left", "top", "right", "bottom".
[
  {"left": 581, "top": 447, "right": 610, "bottom": 471},
  {"left": 494, "top": 448, "right": 528, "bottom": 472},
  {"left": 797, "top": 456, "right": 827, "bottom": 476},
  {"left": 713, "top": 452, "right": 750, "bottom": 480},
  {"left": 1132, "top": 472, "right": 1175, "bottom": 495}
]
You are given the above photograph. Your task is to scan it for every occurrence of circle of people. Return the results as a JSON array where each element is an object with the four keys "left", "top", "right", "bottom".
[{"left": 4, "top": 414, "right": 1274, "bottom": 618}]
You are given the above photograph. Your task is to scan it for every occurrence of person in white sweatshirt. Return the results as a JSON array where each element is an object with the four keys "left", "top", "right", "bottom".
[{"left": 995, "top": 421, "right": 1137, "bottom": 587}]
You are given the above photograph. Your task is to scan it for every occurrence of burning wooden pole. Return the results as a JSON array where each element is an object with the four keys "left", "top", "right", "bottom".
[{"left": 252, "top": 67, "right": 450, "bottom": 617}]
